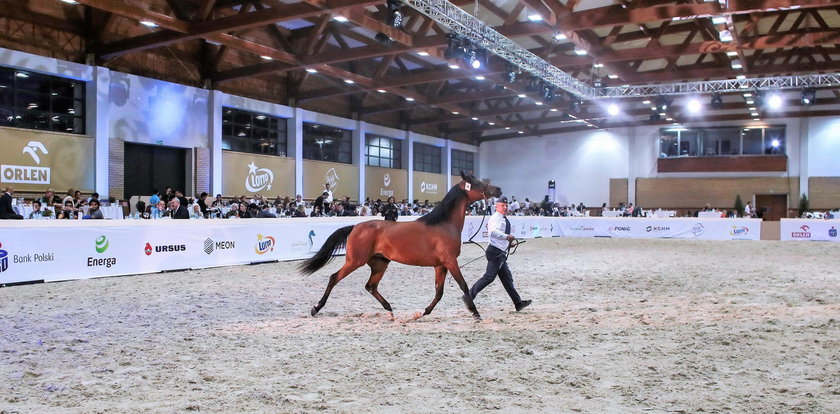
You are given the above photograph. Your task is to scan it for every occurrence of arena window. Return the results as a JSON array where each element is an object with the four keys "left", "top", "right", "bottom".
[
  {"left": 221, "top": 107, "right": 288, "bottom": 156},
  {"left": 366, "top": 135, "right": 402, "bottom": 169},
  {"left": 658, "top": 126, "right": 785, "bottom": 158},
  {"left": 0, "top": 66, "right": 85, "bottom": 134},
  {"left": 451, "top": 149, "right": 474, "bottom": 176},
  {"left": 413, "top": 142, "right": 441, "bottom": 173},
  {"left": 303, "top": 123, "right": 352, "bottom": 163}
]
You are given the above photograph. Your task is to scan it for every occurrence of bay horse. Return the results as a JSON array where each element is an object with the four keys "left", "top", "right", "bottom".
[{"left": 300, "top": 172, "right": 502, "bottom": 320}]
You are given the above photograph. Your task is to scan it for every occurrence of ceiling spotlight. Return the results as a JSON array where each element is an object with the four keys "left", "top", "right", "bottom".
[
  {"left": 687, "top": 98, "right": 702, "bottom": 113},
  {"left": 139, "top": 20, "right": 158, "bottom": 28},
  {"left": 542, "top": 86, "right": 556, "bottom": 102},
  {"left": 444, "top": 34, "right": 468, "bottom": 60},
  {"left": 569, "top": 99, "right": 583, "bottom": 115},
  {"left": 712, "top": 16, "right": 726, "bottom": 25},
  {"left": 386, "top": 0, "right": 404, "bottom": 29},
  {"left": 527, "top": 14, "right": 543, "bottom": 22},
  {"left": 550, "top": 108, "right": 558, "bottom": 112},
  {"left": 655, "top": 96, "right": 670, "bottom": 111},
  {"left": 417, "top": 51, "right": 429, "bottom": 56},
  {"left": 574, "top": 48, "right": 587, "bottom": 56},
  {"left": 405, "top": 97, "right": 415, "bottom": 102},
  {"left": 305, "top": 68, "right": 318, "bottom": 73},
  {"left": 471, "top": 117, "right": 478, "bottom": 120},
  {"left": 767, "top": 93, "right": 782, "bottom": 109},
  {"left": 517, "top": 94, "right": 526, "bottom": 98},
  {"left": 344, "top": 79, "right": 355, "bottom": 84},
  {"left": 61, "top": 0, "right": 80, "bottom": 4},
  {"left": 593, "top": 78, "right": 605, "bottom": 89},
  {"left": 374, "top": 32, "right": 392, "bottom": 46},
  {"left": 726, "top": 51, "right": 738, "bottom": 57},
  {"left": 333, "top": 15, "right": 349, "bottom": 23},
  {"left": 474, "top": 76, "right": 485, "bottom": 81},
  {"left": 468, "top": 49, "right": 487, "bottom": 69},
  {"left": 710, "top": 93, "right": 723, "bottom": 109},
  {"left": 260, "top": 55, "right": 273, "bottom": 60},
  {"left": 607, "top": 103, "right": 620, "bottom": 116},
  {"left": 377, "top": 89, "right": 386, "bottom": 93},
  {"left": 771, "top": 139, "right": 781, "bottom": 148},
  {"left": 719, "top": 30, "right": 733, "bottom": 42},
  {"left": 801, "top": 88, "right": 816, "bottom": 106},
  {"left": 504, "top": 66, "right": 517, "bottom": 84},
  {"left": 535, "top": 101, "right": 543, "bottom": 106},
  {"left": 553, "top": 32, "right": 567, "bottom": 41},
  {"left": 488, "top": 122, "right": 495, "bottom": 125},
  {"left": 448, "top": 64, "right": 460, "bottom": 70},
  {"left": 730, "top": 59, "right": 742, "bottom": 69},
  {"left": 452, "top": 111, "right": 459, "bottom": 114}
]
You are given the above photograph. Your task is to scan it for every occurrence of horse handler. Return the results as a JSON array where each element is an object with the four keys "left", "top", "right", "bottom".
[{"left": 464, "top": 197, "right": 532, "bottom": 312}]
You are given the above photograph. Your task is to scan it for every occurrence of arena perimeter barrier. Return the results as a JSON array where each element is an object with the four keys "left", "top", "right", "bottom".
[
  {"left": 780, "top": 219, "right": 840, "bottom": 241},
  {"left": 0, "top": 216, "right": 761, "bottom": 285}
]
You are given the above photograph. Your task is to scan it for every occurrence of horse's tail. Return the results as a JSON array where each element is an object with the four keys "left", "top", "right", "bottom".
[{"left": 299, "top": 225, "right": 355, "bottom": 275}]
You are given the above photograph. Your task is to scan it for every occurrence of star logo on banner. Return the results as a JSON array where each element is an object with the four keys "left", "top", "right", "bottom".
[{"left": 248, "top": 162, "right": 258, "bottom": 175}]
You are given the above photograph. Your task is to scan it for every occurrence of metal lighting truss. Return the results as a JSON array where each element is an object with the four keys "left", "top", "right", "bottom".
[
  {"left": 403, "top": 0, "right": 595, "bottom": 98},
  {"left": 600, "top": 74, "right": 840, "bottom": 99},
  {"left": 403, "top": 0, "right": 840, "bottom": 101}
]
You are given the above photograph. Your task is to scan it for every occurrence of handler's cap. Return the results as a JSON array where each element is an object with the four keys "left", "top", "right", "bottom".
[{"left": 496, "top": 197, "right": 509, "bottom": 204}]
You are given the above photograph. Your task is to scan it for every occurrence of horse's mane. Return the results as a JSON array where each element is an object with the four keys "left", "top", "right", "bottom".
[{"left": 417, "top": 184, "right": 467, "bottom": 226}]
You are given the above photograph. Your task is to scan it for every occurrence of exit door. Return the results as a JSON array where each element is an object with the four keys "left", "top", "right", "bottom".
[{"left": 755, "top": 194, "right": 788, "bottom": 221}]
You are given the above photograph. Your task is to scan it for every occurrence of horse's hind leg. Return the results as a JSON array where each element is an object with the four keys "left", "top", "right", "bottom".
[
  {"left": 311, "top": 258, "right": 366, "bottom": 316},
  {"left": 421, "top": 265, "right": 448, "bottom": 317},
  {"left": 365, "top": 255, "right": 393, "bottom": 316}
]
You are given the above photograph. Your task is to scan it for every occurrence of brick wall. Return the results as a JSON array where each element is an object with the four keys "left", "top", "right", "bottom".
[
  {"left": 194, "top": 147, "right": 211, "bottom": 196},
  {"left": 109, "top": 138, "right": 124, "bottom": 200}
]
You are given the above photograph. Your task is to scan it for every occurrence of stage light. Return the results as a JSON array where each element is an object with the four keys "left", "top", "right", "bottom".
[
  {"left": 527, "top": 14, "right": 543, "bottom": 22},
  {"left": 305, "top": 68, "right": 318, "bottom": 73},
  {"left": 140, "top": 20, "right": 159, "bottom": 28},
  {"left": 525, "top": 77, "right": 541, "bottom": 93},
  {"left": 517, "top": 94, "right": 526, "bottom": 98},
  {"left": 448, "top": 64, "right": 460, "bottom": 69},
  {"left": 467, "top": 49, "right": 487, "bottom": 69},
  {"left": 569, "top": 99, "right": 582, "bottom": 115},
  {"left": 767, "top": 93, "right": 782, "bottom": 109},
  {"left": 333, "top": 16, "right": 349, "bottom": 22},
  {"left": 386, "top": 0, "right": 404, "bottom": 29},
  {"left": 553, "top": 33, "right": 567, "bottom": 41},
  {"left": 444, "top": 34, "right": 467, "bottom": 60},
  {"left": 344, "top": 79, "right": 355, "bottom": 84},
  {"left": 593, "top": 78, "right": 605, "bottom": 89},
  {"left": 687, "top": 98, "right": 702, "bottom": 113},
  {"left": 374, "top": 32, "right": 392, "bottom": 46},
  {"left": 607, "top": 74, "right": 618, "bottom": 79},
  {"left": 607, "top": 103, "right": 620, "bottom": 116},
  {"left": 574, "top": 48, "right": 587, "bottom": 56},
  {"left": 377, "top": 89, "right": 386, "bottom": 93},
  {"left": 503, "top": 66, "right": 517, "bottom": 84},
  {"left": 730, "top": 59, "right": 742, "bottom": 69},
  {"left": 771, "top": 139, "right": 780, "bottom": 147},
  {"left": 710, "top": 93, "right": 723, "bottom": 109},
  {"left": 405, "top": 97, "right": 414, "bottom": 101},
  {"left": 542, "top": 86, "right": 556, "bottom": 101},
  {"left": 801, "top": 88, "right": 815, "bottom": 105},
  {"left": 655, "top": 96, "right": 670, "bottom": 111}
]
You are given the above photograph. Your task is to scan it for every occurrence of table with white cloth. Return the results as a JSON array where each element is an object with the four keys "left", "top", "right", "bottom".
[
  {"left": 698, "top": 211, "right": 724, "bottom": 218},
  {"left": 78, "top": 205, "right": 124, "bottom": 220},
  {"left": 15, "top": 205, "right": 56, "bottom": 219},
  {"left": 646, "top": 210, "right": 677, "bottom": 218},
  {"left": 602, "top": 210, "right": 624, "bottom": 217}
]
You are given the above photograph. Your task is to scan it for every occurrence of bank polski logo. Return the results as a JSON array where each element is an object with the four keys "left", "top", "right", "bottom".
[
  {"left": 383, "top": 173, "right": 391, "bottom": 187},
  {"left": 255, "top": 234, "right": 276, "bottom": 255},
  {"left": 95, "top": 236, "right": 109, "bottom": 253},
  {"left": 2, "top": 141, "right": 51, "bottom": 185},
  {"left": 245, "top": 161, "right": 274, "bottom": 192},
  {"left": 830, "top": 227, "right": 837, "bottom": 238},
  {"left": 0, "top": 242, "right": 8, "bottom": 273},
  {"left": 325, "top": 168, "right": 340, "bottom": 192}
]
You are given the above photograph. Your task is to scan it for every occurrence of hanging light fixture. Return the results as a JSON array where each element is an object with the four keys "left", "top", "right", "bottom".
[{"left": 386, "top": 0, "right": 404, "bottom": 29}]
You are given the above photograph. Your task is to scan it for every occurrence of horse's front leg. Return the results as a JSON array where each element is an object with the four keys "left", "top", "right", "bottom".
[{"left": 413, "top": 265, "right": 448, "bottom": 319}]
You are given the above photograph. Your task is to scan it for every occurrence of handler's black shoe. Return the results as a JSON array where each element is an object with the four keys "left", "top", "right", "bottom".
[{"left": 515, "top": 300, "right": 532, "bottom": 312}]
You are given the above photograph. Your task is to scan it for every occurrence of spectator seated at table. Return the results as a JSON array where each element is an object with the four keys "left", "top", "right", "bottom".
[
  {"left": 168, "top": 197, "right": 190, "bottom": 219},
  {"left": 313, "top": 191, "right": 329, "bottom": 213},
  {"left": 632, "top": 204, "right": 644, "bottom": 217},
  {"left": 152, "top": 200, "right": 168, "bottom": 218},
  {"left": 224, "top": 203, "right": 239, "bottom": 218},
  {"left": 136, "top": 201, "right": 149, "bottom": 219},
  {"left": 197, "top": 192, "right": 209, "bottom": 217},
  {"left": 39, "top": 188, "right": 62, "bottom": 210},
  {"left": 292, "top": 204, "right": 307, "bottom": 217},
  {"left": 1, "top": 186, "right": 24, "bottom": 220},
  {"left": 28, "top": 200, "right": 45, "bottom": 219},
  {"left": 87, "top": 192, "right": 100, "bottom": 205},
  {"left": 188, "top": 204, "right": 203, "bottom": 219},
  {"left": 57, "top": 200, "right": 78, "bottom": 219},
  {"left": 86, "top": 199, "right": 105, "bottom": 220},
  {"left": 149, "top": 189, "right": 161, "bottom": 207},
  {"left": 73, "top": 190, "right": 87, "bottom": 209},
  {"left": 257, "top": 204, "right": 277, "bottom": 218},
  {"left": 703, "top": 203, "right": 713, "bottom": 212},
  {"left": 61, "top": 188, "right": 75, "bottom": 208},
  {"left": 211, "top": 194, "right": 224, "bottom": 208},
  {"left": 237, "top": 202, "right": 253, "bottom": 218}
]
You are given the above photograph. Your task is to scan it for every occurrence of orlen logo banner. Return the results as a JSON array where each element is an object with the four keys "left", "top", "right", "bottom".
[
  {"left": 0, "top": 128, "right": 95, "bottom": 192},
  {"left": 791, "top": 225, "right": 811, "bottom": 239}
]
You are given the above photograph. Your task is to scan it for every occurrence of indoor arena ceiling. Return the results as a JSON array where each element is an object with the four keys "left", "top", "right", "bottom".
[{"left": 4, "top": 0, "right": 840, "bottom": 144}]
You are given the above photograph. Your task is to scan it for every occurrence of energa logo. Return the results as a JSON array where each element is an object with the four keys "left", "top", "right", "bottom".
[
  {"left": 245, "top": 161, "right": 274, "bottom": 192},
  {"left": 383, "top": 173, "right": 391, "bottom": 187},
  {"left": 95, "top": 236, "right": 109, "bottom": 253}
]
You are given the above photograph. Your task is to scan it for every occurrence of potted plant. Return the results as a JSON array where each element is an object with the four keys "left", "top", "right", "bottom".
[
  {"left": 734, "top": 194, "right": 744, "bottom": 218},
  {"left": 799, "top": 193, "right": 809, "bottom": 218}
]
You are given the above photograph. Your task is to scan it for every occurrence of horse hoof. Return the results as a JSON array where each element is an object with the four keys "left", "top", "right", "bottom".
[
  {"left": 310, "top": 306, "right": 319, "bottom": 316},
  {"left": 472, "top": 314, "right": 482, "bottom": 322},
  {"left": 412, "top": 311, "right": 423, "bottom": 320},
  {"left": 388, "top": 312, "right": 395, "bottom": 320}
]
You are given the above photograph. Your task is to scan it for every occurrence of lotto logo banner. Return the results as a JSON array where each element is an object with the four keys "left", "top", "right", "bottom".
[{"left": 780, "top": 219, "right": 840, "bottom": 242}]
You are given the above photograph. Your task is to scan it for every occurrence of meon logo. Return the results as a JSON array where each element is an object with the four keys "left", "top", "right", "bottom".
[
  {"left": 420, "top": 181, "right": 438, "bottom": 194},
  {"left": 144, "top": 242, "right": 153, "bottom": 256},
  {"left": 245, "top": 161, "right": 274, "bottom": 192},
  {"left": 325, "top": 168, "right": 340, "bottom": 192},
  {"left": 383, "top": 173, "right": 391, "bottom": 187},
  {"left": 792, "top": 224, "right": 812, "bottom": 239},
  {"left": 1, "top": 141, "right": 51, "bottom": 185},
  {"left": 646, "top": 226, "right": 670, "bottom": 232},
  {"left": 95, "top": 236, "right": 109, "bottom": 253},
  {"left": 830, "top": 227, "right": 837, "bottom": 238},
  {"left": 609, "top": 226, "right": 631, "bottom": 232},
  {"left": 0, "top": 242, "right": 8, "bottom": 273},
  {"left": 255, "top": 234, "right": 276, "bottom": 255},
  {"left": 204, "top": 238, "right": 235, "bottom": 255}
]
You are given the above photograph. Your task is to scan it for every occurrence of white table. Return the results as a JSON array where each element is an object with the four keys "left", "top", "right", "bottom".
[
  {"left": 646, "top": 210, "right": 676, "bottom": 218},
  {"left": 16, "top": 205, "right": 56, "bottom": 219},
  {"left": 79, "top": 205, "right": 124, "bottom": 220},
  {"left": 699, "top": 211, "right": 724, "bottom": 218},
  {"left": 602, "top": 210, "right": 624, "bottom": 217}
]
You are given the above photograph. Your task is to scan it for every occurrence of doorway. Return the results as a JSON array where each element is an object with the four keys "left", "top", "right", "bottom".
[
  {"left": 124, "top": 143, "right": 186, "bottom": 199},
  {"left": 755, "top": 194, "right": 788, "bottom": 221}
]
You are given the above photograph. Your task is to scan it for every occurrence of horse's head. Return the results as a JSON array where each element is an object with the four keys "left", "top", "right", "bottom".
[{"left": 459, "top": 171, "right": 502, "bottom": 202}]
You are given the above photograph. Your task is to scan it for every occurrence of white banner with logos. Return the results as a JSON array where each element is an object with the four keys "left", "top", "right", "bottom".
[
  {"left": 780, "top": 219, "right": 840, "bottom": 242},
  {"left": 1, "top": 216, "right": 761, "bottom": 285}
]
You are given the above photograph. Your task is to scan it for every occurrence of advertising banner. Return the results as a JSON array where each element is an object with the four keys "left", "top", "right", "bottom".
[
  {"left": 365, "top": 167, "right": 407, "bottom": 201},
  {"left": 221, "top": 151, "right": 295, "bottom": 197},
  {"left": 0, "top": 128, "right": 95, "bottom": 192},
  {"left": 412, "top": 171, "right": 447, "bottom": 202},
  {"left": 303, "top": 160, "right": 359, "bottom": 201},
  {"left": 780, "top": 219, "right": 840, "bottom": 242},
  {"left": 0, "top": 217, "right": 761, "bottom": 285}
]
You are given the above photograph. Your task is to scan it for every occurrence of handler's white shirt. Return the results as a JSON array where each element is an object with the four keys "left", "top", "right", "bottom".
[
  {"left": 487, "top": 211, "right": 511, "bottom": 251},
  {"left": 324, "top": 188, "right": 333, "bottom": 204}
]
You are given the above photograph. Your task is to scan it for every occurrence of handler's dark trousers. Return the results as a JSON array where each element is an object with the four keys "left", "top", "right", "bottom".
[{"left": 468, "top": 245, "right": 522, "bottom": 305}]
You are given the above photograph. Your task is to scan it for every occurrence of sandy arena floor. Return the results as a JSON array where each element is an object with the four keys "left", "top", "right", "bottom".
[{"left": 1, "top": 237, "right": 839, "bottom": 413}]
